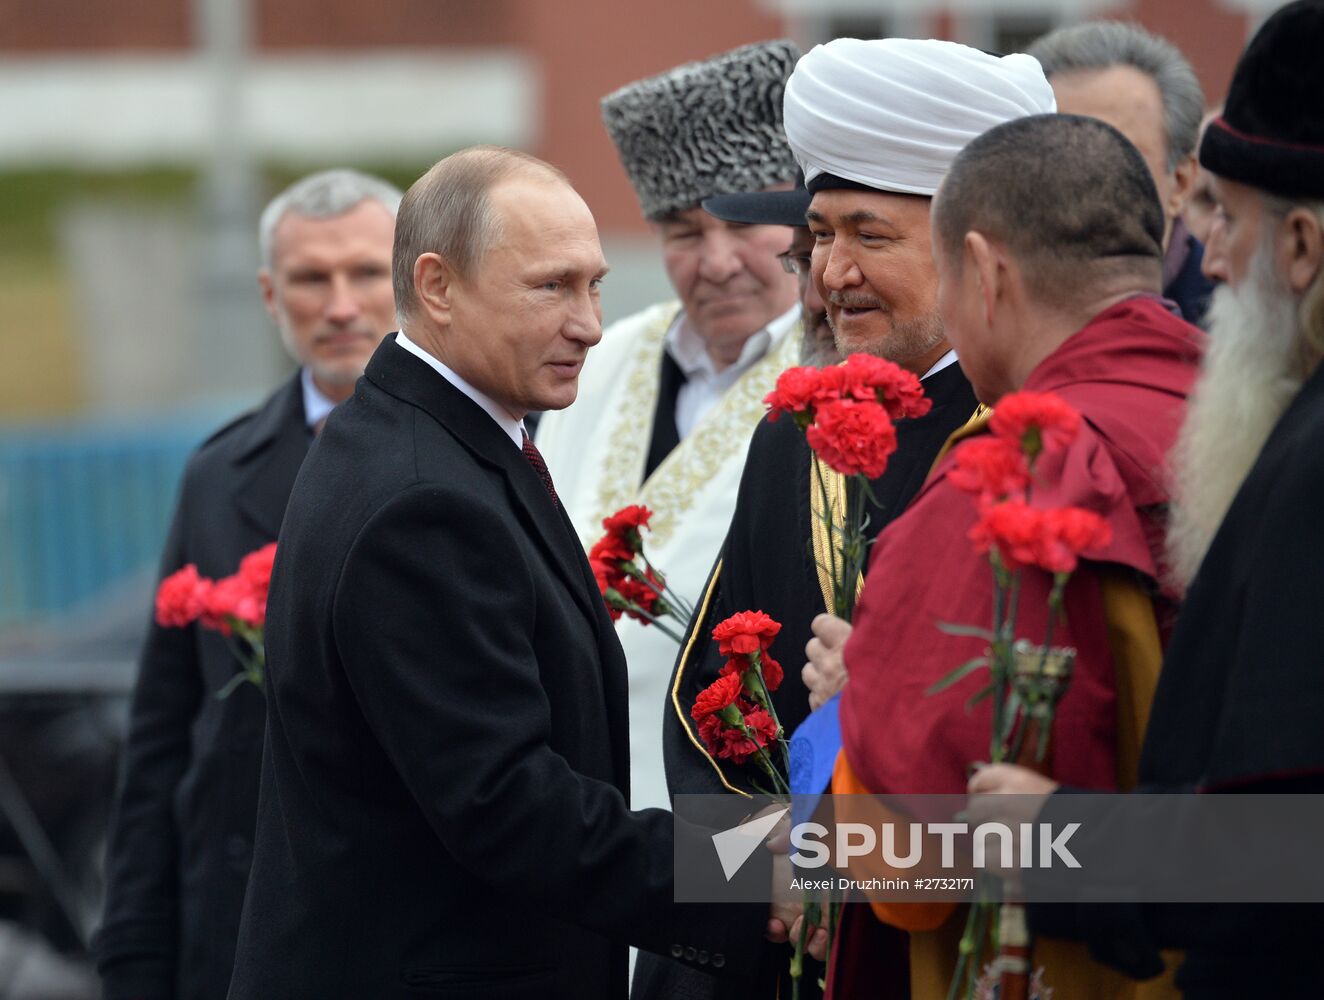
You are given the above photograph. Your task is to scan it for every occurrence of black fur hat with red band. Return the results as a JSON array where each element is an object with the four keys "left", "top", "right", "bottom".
[{"left": 1199, "top": 0, "right": 1324, "bottom": 200}]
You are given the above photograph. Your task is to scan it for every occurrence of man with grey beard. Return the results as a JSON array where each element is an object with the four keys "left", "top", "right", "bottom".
[{"left": 972, "top": 3, "right": 1324, "bottom": 995}]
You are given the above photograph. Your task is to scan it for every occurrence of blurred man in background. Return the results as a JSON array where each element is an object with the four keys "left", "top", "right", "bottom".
[
  {"left": 95, "top": 169, "right": 400, "bottom": 1000},
  {"left": 535, "top": 41, "right": 803, "bottom": 817},
  {"left": 1030, "top": 21, "right": 1215, "bottom": 325}
]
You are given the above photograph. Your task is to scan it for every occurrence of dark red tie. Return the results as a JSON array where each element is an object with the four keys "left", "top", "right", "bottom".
[{"left": 522, "top": 429, "right": 559, "bottom": 505}]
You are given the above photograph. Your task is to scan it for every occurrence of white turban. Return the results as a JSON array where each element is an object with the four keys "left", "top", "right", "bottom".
[{"left": 784, "top": 37, "right": 1056, "bottom": 196}]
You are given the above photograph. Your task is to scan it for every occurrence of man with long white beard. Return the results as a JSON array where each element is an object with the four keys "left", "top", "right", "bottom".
[{"left": 973, "top": 3, "right": 1324, "bottom": 996}]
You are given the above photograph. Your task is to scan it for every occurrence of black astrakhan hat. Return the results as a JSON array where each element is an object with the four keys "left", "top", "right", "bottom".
[
  {"left": 601, "top": 40, "right": 801, "bottom": 221},
  {"left": 1199, "top": 0, "right": 1324, "bottom": 200}
]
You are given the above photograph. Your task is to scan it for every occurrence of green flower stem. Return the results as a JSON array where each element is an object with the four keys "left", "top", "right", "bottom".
[
  {"left": 623, "top": 559, "right": 696, "bottom": 623},
  {"left": 749, "top": 651, "right": 792, "bottom": 775},
  {"left": 617, "top": 600, "right": 687, "bottom": 644}
]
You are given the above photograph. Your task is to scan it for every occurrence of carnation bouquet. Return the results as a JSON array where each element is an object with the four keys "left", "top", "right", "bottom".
[
  {"left": 154, "top": 542, "right": 276, "bottom": 697},
  {"left": 764, "top": 353, "right": 931, "bottom": 621},
  {"left": 587, "top": 505, "right": 695, "bottom": 644}
]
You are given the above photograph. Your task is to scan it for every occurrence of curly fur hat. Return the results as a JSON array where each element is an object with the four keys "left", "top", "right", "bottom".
[{"left": 601, "top": 40, "right": 801, "bottom": 220}]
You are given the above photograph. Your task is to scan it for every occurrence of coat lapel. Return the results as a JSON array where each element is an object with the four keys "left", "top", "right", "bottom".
[
  {"left": 364, "top": 336, "right": 604, "bottom": 632},
  {"left": 231, "top": 374, "right": 310, "bottom": 540}
]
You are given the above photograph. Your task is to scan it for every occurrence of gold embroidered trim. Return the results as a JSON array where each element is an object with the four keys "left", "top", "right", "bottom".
[
  {"left": 931, "top": 404, "right": 993, "bottom": 470},
  {"left": 808, "top": 454, "right": 863, "bottom": 614},
  {"left": 591, "top": 302, "right": 680, "bottom": 540},
  {"left": 669, "top": 558, "right": 752, "bottom": 798},
  {"left": 592, "top": 311, "right": 802, "bottom": 550}
]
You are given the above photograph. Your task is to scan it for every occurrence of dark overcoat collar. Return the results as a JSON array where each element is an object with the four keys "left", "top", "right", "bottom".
[
  {"left": 363, "top": 335, "right": 604, "bottom": 631},
  {"left": 231, "top": 372, "right": 310, "bottom": 539}
]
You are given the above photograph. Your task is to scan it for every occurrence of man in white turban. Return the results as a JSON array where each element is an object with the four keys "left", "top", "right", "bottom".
[{"left": 641, "top": 37, "right": 1054, "bottom": 1000}]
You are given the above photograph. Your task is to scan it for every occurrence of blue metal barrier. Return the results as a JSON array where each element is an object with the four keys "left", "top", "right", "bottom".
[{"left": 0, "top": 411, "right": 240, "bottom": 629}]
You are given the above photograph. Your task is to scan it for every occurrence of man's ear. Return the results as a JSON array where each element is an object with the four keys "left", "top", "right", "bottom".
[
  {"left": 413, "top": 252, "right": 456, "bottom": 325},
  {"left": 964, "top": 231, "right": 1000, "bottom": 331},
  {"left": 257, "top": 268, "right": 278, "bottom": 323},
  {"left": 1281, "top": 207, "right": 1324, "bottom": 296},
  {"left": 1167, "top": 153, "right": 1198, "bottom": 221}
]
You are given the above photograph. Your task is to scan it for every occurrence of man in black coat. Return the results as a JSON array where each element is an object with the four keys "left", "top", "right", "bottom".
[
  {"left": 973, "top": 4, "right": 1324, "bottom": 995},
  {"left": 95, "top": 169, "right": 401, "bottom": 1000},
  {"left": 227, "top": 147, "right": 795, "bottom": 1000}
]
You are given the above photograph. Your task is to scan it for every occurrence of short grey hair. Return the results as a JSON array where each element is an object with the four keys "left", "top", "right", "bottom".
[
  {"left": 391, "top": 145, "right": 566, "bottom": 322},
  {"left": 1029, "top": 21, "right": 1205, "bottom": 172},
  {"left": 259, "top": 169, "right": 403, "bottom": 269}
]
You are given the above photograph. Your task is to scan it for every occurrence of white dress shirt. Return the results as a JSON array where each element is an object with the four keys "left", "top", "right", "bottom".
[
  {"left": 665, "top": 305, "right": 800, "bottom": 440},
  {"left": 395, "top": 330, "right": 526, "bottom": 450},
  {"left": 300, "top": 368, "right": 337, "bottom": 430},
  {"left": 922, "top": 348, "right": 958, "bottom": 380}
]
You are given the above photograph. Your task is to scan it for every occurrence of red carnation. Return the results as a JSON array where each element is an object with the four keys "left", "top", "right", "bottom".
[
  {"left": 805, "top": 399, "right": 898, "bottom": 478},
  {"left": 691, "top": 671, "right": 744, "bottom": 722},
  {"left": 720, "top": 653, "right": 784, "bottom": 694},
  {"left": 202, "top": 574, "right": 264, "bottom": 634},
  {"left": 712, "top": 610, "right": 782, "bottom": 658},
  {"left": 594, "top": 505, "right": 652, "bottom": 565},
  {"left": 742, "top": 707, "right": 780, "bottom": 748},
  {"left": 602, "top": 504, "right": 652, "bottom": 536},
  {"left": 1034, "top": 507, "right": 1113, "bottom": 574},
  {"left": 841, "top": 354, "right": 932, "bottom": 420},
  {"left": 756, "top": 654, "right": 784, "bottom": 693},
  {"left": 696, "top": 713, "right": 728, "bottom": 755},
  {"left": 765, "top": 366, "right": 827, "bottom": 421},
  {"left": 238, "top": 543, "right": 277, "bottom": 602},
  {"left": 949, "top": 436, "right": 1031, "bottom": 502},
  {"left": 712, "top": 707, "right": 781, "bottom": 764},
  {"left": 155, "top": 564, "right": 212, "bottom": 628},
  {"left": 616, "top": 567, "right": 664, "bottom": 619},
  {"left": 589, "top": 533, "right": 634, "bottom": 568},
  {"left": 990, "top": 391, "right": 1081, "bottom": 459},
  {"left": 968, "top": 500, "right": 1047, "bottom": 573}
]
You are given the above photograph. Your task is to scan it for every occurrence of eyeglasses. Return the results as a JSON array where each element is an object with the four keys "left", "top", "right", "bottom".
[{"left": 777, "top": 251, "right": 812, "bottom": 277}]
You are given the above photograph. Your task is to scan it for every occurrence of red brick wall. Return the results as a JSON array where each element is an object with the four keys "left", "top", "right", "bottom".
[
  {"left": 257, "top": 0, "right": 513, "bottom": 49},
  {"left": 0, "top": 0, "right": 190, "bottom": 50},
  {"left": 515, "top": 0, "right": 790, "bottom": 233}
]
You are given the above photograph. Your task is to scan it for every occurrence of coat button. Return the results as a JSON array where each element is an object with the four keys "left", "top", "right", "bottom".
[
  {"left": 684, "top": 946, "right": 697, "bottom": 961},
  {"left": 226, "top": 835, "right": 250, "bottom": 859},
  {"left": 698, "top": 951, "right": 709, "bottom": 965},
  {"left": 712, "top": 954, "right": 725, "bottom": 969},
  {"left": 670, "top": 944, "right": 684, "bottom": 959}
]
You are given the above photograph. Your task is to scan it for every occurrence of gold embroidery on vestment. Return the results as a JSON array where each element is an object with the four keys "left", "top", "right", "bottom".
[{"left": 592, "top": 309, "right": 802, "bottom": 549}]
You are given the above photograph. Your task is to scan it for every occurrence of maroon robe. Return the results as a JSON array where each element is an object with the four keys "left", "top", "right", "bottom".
[{"left": 831, "top": 296, "right": 1202, "bottom": 997}]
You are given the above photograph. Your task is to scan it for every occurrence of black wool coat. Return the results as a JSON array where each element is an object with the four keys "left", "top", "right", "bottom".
[
  {"left": 1031, "top": 359, "right": 1324, "bottom": 998},
  {"left": 97, "top": 374, "right": 309, "bottom": 1000},
  {"left": 227, "top": 336, "right": 766, "bottom": 1000}
]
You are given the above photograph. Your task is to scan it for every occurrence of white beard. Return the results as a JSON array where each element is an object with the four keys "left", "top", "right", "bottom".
[{"left": 1165, "top": 239, "right": 1307, "bottom": 593}]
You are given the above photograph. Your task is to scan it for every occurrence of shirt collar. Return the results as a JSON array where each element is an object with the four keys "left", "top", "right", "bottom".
[
  {"left": 921, "top": 348, "right": 958, "bottom": 381},
  {"left": 300, "top": 367, "right": 338, "bottom": 429},
  {"left": 664, "top": 310, "right": 779, "bottom": 381},
  {"left": 395, "top": 329, "right": 525, "bottom": 450}
]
